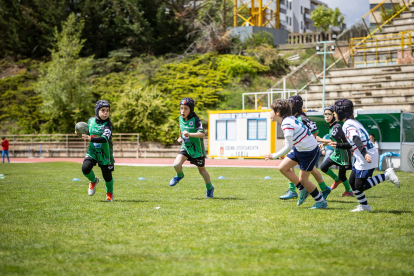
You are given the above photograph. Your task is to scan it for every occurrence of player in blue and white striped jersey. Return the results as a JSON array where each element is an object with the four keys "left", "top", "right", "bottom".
[
  {"left": 331, "top": 99, "right": 400, "bottom": 212},
  {"left": 265, "top": 99, "right": 328, "bottom": 209}
]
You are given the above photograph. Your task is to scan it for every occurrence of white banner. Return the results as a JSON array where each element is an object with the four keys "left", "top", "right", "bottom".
[
  {"left": 401, "top": 143, "right": 414, "bottom": 172},
  {"left": 218, "top": 141, "right": 260, "bottom": 157}
]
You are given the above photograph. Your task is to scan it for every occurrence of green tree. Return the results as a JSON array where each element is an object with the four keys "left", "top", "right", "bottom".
[
  {"left": 310, "top": 5, "right": 344, "bottom": 32},
  {"left": 111, "top": 84, "right": 170, "bottom": 142},
  {"left": 35, "top": 13, "right": 93, "bottom": 133}
]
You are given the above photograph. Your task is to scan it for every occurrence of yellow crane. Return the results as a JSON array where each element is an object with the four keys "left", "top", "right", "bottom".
[{"left": 234, "top": 0, "right": 280, "bottom": 28}]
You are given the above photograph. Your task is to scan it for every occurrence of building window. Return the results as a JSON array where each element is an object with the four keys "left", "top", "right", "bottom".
[
  {"left": 216, "top": 120, "right": 236, "bottom": 140},
  {"left": 289, "top": 2, "right": 292, "bottom": 10},
  {"left": 301, "top": 21, "right": 303, "bottom": 29},
  {"left": 301, "top": 6, "right": 303, "bottom": 14},
  {"left": 247, "top": 119, "right": 267, "bottom": 140},
  {"left": 290, "top": 17, "right": 292, "bottom": 26},
  {"left": 277, "top": 123, "right": 285, "bottom": 139}
]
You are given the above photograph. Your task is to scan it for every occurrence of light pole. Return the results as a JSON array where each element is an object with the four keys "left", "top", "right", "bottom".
[{"left": 316, "top": 39, "right": 335, "bottom": 111}]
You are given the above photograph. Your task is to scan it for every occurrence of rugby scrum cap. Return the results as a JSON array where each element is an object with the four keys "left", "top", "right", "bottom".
[
  {"left": 288, "top": 95, "right": 303, "bottom": 114},
  {"left": 180, "top": 97, "right": 195, "bottom": 114},
  {"left": 95, "top": 100, "right": 110, "bottom": 120},
  {"left": 334, "top": 99, "right": 353, "bottom": 120},
  {"left": 324, "top": 105, "right": 336, "bottom": 124}
]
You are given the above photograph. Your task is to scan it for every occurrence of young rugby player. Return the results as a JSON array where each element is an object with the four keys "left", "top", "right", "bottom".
[
  {"left": 317, "top": 106, "right": 353, "bottom": 197},
  {"left": 265, "top": 99, "right": 328, "bottom": 209},
  {"left": 333, "top": 99, "right": 400, "bottom": 212},
  {"left": 76, "top": 100, "right": 115, "bottom": 202},
  {"left": 169, "top": 98, "right": 214, "bottom": 198},
  {"left": 279, "top": 95, "right": 331, "bottom": 201}
]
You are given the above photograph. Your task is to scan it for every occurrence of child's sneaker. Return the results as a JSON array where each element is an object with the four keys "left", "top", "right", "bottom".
[
  {"left": 88, "top": 177, "right": 99, "bottom": 196},
  {"left": 322, "top": 186, "right": 331, "bottom": 200},
  {"left": 341, "top": 191, "right": 354, "bottom": 197},
  {"left": 330, "top": 180, "right": 342, "bottom": 190},
  {"left": 279, "top": 190, "right": 298, "bottom": 200},
  {"left": 206, "top": 186, "right": 214, "bottom": 198},
  {"left": 297, "top": 189, "right": 309, "bottom": 206},
  {"left": 169, "top": 174, "right": 184, "bottom": 186},
  {"left": 106, "top": 192, "right": 114, "bottom": 202},
  {"left": 350, "top": 204, "right": 372, "bottom": 212},
  {"left": 385, "top": 168, "right": 400, "bottom": 188},
  {"left": 309, "top": 200, "right": 328, "bottom": 209}
]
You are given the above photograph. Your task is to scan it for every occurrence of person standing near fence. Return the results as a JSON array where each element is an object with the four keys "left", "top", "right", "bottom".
[{"left": 1, "top": 137, "right": 10, "bottom": 163}]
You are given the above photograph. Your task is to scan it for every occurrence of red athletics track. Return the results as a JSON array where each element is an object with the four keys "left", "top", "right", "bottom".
[{"left": 9, "top": 157, "right": 282, "bottom": 168}]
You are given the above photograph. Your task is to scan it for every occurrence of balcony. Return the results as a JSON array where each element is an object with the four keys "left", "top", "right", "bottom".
[{"left": 305, "top": 13, "right": 313, "bottom": 22}]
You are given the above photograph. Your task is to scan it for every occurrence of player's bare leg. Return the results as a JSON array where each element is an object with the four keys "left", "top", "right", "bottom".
[
  {"left": 170, "top": 154, "right": 188, "bottom": 186},
  {"left": 198, "top": 166, "right": 214, "bottom": 198}
]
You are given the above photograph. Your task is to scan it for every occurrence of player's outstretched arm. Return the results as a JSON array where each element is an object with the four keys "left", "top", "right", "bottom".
[{"left": 265, "top": 136, "right": 293, "bottom": 161}]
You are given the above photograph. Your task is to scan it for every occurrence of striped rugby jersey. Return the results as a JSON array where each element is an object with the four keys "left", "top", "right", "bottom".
[
  {"left": 281, "top": 116, "right": 318, "bottom": 152},
  {"left": 343, "top": 118, "right": 379, "bottom": 170}
]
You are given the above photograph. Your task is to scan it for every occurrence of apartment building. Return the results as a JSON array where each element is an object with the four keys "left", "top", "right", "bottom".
[{"left": 280, "top": 0, "right": 347, "bottom": 33}]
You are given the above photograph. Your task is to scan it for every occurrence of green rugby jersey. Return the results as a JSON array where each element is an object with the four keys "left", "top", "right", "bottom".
[
  {"left": 296, "top": 113, "right": 319, "bottom": 135},
  {"left": 179, "top": 114, "right": 205, "bottom": 158},
  {"left": 85, "top": 117, "right": 115, "bottom": 165},
  {"left": 329, "top": 122, "right": 351, "bottom": 166}
]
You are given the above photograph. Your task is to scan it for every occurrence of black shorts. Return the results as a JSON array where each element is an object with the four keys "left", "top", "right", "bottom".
[
  {"left": 84, "top": 157, "right": 115, "bottom": 172},
  {"left": 179, "top": 149, "right": 205, "bottom": 167}
]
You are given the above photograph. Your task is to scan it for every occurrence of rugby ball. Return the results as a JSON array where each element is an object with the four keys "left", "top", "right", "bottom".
[{"left": 75, "top": 122, "right": 89, "bottom": 137}]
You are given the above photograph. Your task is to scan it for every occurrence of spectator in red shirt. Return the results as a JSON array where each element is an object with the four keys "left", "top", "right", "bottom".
[{"left": 1, "top": 137, "right": 10, "bottom": 163}]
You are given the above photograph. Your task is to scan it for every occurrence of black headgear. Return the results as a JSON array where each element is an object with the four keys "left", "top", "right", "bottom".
[
  {"left": 334, "top": 99, "right": 353, "bottom": 121},
  {"left": 324, "top": 105, "right": 336, "bottom": 126},
  {"left": 288, "top": 95, "right": 303, "bottom": 114},
  {"left": 95, "top": 100, "right": 110, "bottom": 120},
  {"left": 180, "top": 97, "right": 195, "bottom": 115}
]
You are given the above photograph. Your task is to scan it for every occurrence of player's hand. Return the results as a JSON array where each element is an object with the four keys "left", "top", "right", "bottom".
[
  {"left": 177, "top": 136, "right": 183, "bottom": 143},
  {"left": 365, "top": 154, "right": 372, "bottom": 163},
  {"left": 75, "top": 131, "right": 79, "bottom": 137},
  {"left": 82, "top": 134, "right": 91, "bottom": 141},
  {"left": 182, "top": 131, "right": 190, "bottom": 138},
  {"left": 328, "top": 141, "right": 337, "bottom": 148},
  {"left": 264, "top": 153, "right": 272, "bottom": 161},
  {"left": 318, "top": 143, "right": 324, "bottom": 150}
]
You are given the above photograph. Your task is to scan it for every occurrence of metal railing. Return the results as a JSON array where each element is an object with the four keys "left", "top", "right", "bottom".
[
  {"left": 268, "top": 0, "right": 414, "bottom": 105},
  {"left": 6, "top": 133, "right": 142, "bottom": 158},
  {"left": 242, "top": 89, "right": 307, "bottom": 110},
  {"left": 349, "top": 30, "right": 414, "bottom": 66}
]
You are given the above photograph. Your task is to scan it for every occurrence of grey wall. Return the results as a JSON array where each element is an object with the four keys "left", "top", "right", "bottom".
[{"left": 230, "top": 26, "right": 289, "bottom": 45}]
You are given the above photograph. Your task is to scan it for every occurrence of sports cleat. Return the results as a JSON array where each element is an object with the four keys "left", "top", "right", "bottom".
[
  {"left": 331, "top": 180, "right": 342, "bottom": 190},
  {"left": 106, "top": 192, "right": 114, "bottom": 202},
  {"left": 309, "top": 200, "right": 328, "bottom": 209},
  {"left": 297, "top": 189, "right": 309, "bottom": 206},
  {"left": 279, "top": 190, "right": 298, "bottom": 200},
  {"left": 88, "top": 177, "right": 99, "bottom": 196},
  {"left": 169, "top": 174, "right": 184, "bottom": 186},
  {"left": 385, "top": 168, "right": 400, "bottom": 188},
  {"left": 322, "top": 186, "right": 331, "bottom": 200},
  {"left": 206, "top": 186, "right": 214, "bottom": 198},
  {"left": 350, "top": 204, "right": 371, "bottom": 212},
  {"left": 341, "top": 191, "right": 354, "bottom": 197}
]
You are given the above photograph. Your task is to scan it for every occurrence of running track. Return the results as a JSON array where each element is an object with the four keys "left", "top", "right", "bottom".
[{"left": 9, "top": 158, "right": 282, "bottom": 168}]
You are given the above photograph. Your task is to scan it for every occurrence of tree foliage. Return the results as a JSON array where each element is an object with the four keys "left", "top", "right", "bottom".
[
  {"left": 35, "top": 13, "right": 93, "bottom": 133},
  {"left": 310, "top": 5, "right": 344, "bottom": 32}
]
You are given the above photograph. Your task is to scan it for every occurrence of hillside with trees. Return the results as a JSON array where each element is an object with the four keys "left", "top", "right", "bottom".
[{"left": 0, "top": 0, "right": 289, "bottom": 144}]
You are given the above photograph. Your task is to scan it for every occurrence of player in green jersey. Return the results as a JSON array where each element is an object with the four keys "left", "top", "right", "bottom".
[
  {"left": 76, "top": 100, "right": 115, "bottom": 202},
  {"left": 317, "top": 105, "right": 354, "bottom": 197},
  {"left": 169, "top": 98, "right": 214, "bottom": 198}
]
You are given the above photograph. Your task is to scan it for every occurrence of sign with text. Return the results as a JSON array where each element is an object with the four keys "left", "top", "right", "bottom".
[
  {"left": 219, "top": 113, "right": 263, "bottom": 119},
  {"left": 219, "top": 141, "right": 261, "bottom": 157}
]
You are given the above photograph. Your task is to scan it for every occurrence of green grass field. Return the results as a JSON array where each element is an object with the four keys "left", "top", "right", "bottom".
[{"left": 1, "top": 162, "right": 413, "bottom": 275}]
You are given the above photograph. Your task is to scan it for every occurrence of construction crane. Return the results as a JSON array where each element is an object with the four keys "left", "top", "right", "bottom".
[{"left": 233, "top": 0, "right": 280, "bottom": 29}]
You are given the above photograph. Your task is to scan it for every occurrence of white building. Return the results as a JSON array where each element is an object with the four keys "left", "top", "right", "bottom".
[{"left": 279, "top": 0, "right": 347, "bottom": 33}]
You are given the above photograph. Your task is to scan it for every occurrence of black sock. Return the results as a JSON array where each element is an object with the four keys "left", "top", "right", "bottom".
[{"left": 295, "top": 182, "right": 304, "bottom": 190}]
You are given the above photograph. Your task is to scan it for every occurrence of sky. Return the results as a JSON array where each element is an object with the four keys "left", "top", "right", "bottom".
[{"left": 322, "top": 0, "right": 370, "bottom": 27}]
